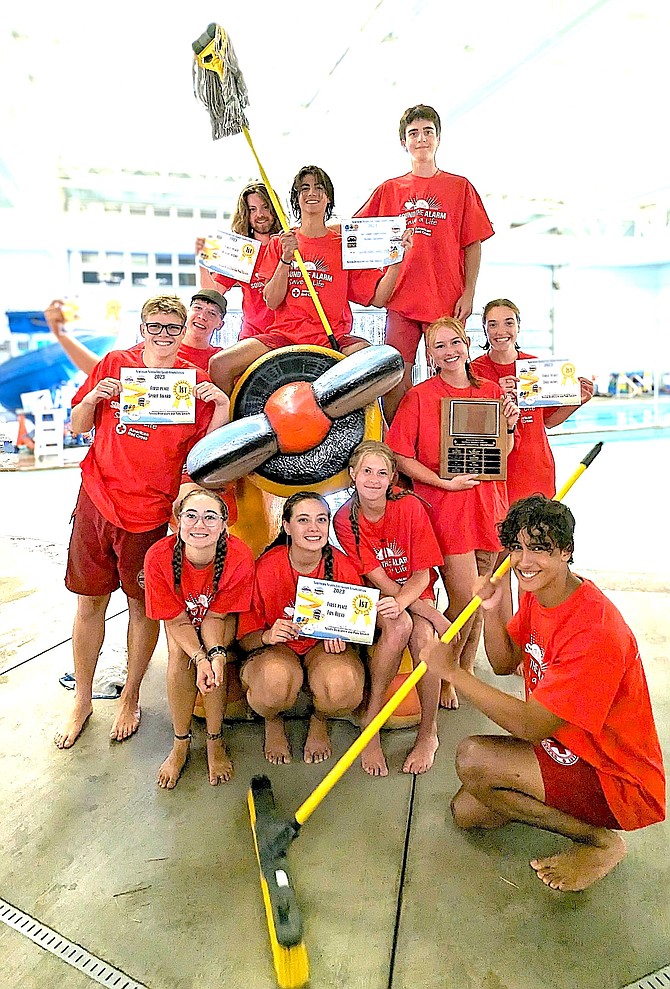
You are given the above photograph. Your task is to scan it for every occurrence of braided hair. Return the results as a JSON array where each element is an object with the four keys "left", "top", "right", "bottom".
[
  {"left": 347, "top": 440, "right": 415, "bottom": 551},
  {"left": 262, "top": 491, "right": 334, "bottom": 580},
  {"left": 171, "top": 489, "right": 230, "bottom": 592}
]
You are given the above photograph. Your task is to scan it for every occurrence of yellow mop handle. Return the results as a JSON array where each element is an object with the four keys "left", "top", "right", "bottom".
[
  {"left": 293, "top": 441, "right": 603, "bottom": 827},
  {"left": 241, "top": 128, "right": 340, "bottom": 350}
]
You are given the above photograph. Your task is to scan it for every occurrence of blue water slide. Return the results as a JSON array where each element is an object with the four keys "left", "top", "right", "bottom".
[{"left": 0, "top": 334, "right": 116, "bottom": 411}]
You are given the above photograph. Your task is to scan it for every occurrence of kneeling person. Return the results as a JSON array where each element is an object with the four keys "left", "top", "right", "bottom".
[{"left": 422, "top": 495, "right": 665, "bottom": 891}]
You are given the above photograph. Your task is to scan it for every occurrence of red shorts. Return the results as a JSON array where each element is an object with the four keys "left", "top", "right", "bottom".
[
  {"left": 385, "top": 311, "right": 431, "bottom": 363},
  {"left": 535, "top": 740, "right": 620, "bottom": 830},
  {"left": 254, "top": 331, "right": 367, "bottom": 353},
  {"left": 66, "top": 485, "right": 166, "bottom": 599}
]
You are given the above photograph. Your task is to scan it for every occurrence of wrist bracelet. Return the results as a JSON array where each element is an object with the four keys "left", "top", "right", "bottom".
[
  {"left": 207, "top": 645, "right": 228, "bottom": 661},
  {"left": 190, "top": 648, "right": 207, "bottom": 667},
  {"left": 279, "top": 257, "right": 291, "bottom": 266},
  {"left": 506, "top": 426, "right": 516, "bottom": 434}
]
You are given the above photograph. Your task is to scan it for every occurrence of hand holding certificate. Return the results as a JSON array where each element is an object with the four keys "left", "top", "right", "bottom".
[
  {"left": 341, "top": 216, "right": 406, "bottom": 270},
  {"left": 198, "top": 229, "right": 261, "bottom": 284},
  {"left": 516, "top": 358, "right": 582, "bottom": 408},
  {"left": 120, "top": 367, "right": 197, "bottom": 424},
  {"left": 293, "top": 577, "right": 380, "bottom": 646}
]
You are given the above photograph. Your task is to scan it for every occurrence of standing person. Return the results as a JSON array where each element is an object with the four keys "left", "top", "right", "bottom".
[
  {"left": 334, "top": 440, "right": 448, "bottom": 775},
  {"left": 196, "top": 181, "right": 281, "bottom": 341},
  {"left": 53, "top": 295, "right": 230, "bottom": 750},
  {"left": 144, "top": 489, "right": 254, "bottom": 789},
  {"left": 209, "top": 165, "right": 413, "bottom": 396},
  {"left": 471, "top": 299, "right": 594, "bottom": 505},
  {"left": 386, "top": 317, "right": 519, "bottom": 708},
  {"left": 356, "top": 104, "right": 494, "bottom": 420},
  {"left": 44, "top": 290, "right": 228, "bottom": 375},
  {"left": 421, "top": 496, "right": 665, "bottom": 892},
  {"left": 237, "top": 493, "right": 366, "bottom": 766}
]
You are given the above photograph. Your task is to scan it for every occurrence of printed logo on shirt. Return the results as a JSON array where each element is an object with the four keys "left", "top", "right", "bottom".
[
  {"left": 374, "top": 539, "right": 409, "bottom": 579},
  {"left": 524, "top": 633, "right": 548, "bottom": 689},
  {"left": 541, "top": 737, "right": 579, "bottom": 766},
  {"left": 401, "top": 195, "right": 448, "bottom": 235},
  {"left": 185, "top": 590, "right": 214, "bottom": 629},
  {"left": 116, "top": 423, "right": 128, "bottom": 435},
  {"left": 288, "top": 256, "right": 333, "bottom": 285}
]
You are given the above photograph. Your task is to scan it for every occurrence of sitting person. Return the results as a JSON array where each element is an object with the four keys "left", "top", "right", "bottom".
[
  {"left": 237, "top": 492, "right": 365, "bottom": 765},
  {"left": 144, "top": 489, "right": 254, "bottom": 789},
  {"left": 334, "top": 440, "right": 447, "bottom": 776},
  {"left": 421, "top": 495, "right": 666, "bottom": 892},
  {"left": 208, "top": 164, "right": 413, "bottom": 395}
]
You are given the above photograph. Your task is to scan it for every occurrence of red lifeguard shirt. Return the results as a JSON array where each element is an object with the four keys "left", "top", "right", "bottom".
[
  {"left": 257, "top": 229, "right": 383, "bottom": 347},
  {"left": 177, "top": 343, "right": 222, "bottom": 371},
  {"left": 144, "top": 533, "right": 254, "bottom": 625},
  {"left": 356, "top": 170, "right": 493, "bottom": 323},
  {"left": 214, "top": 241, "right": 274, "bottom": 339},
  {"left": 508, "top": 578, "right": 666, "bottom": 831},
  {"left": 471, "top": 351, "right": 557, "bottom": 503},
  {"left": 386, "top": 375, "right": 508, "bottom": 555},
  {"left": 237, "top": 544, "right": 362, "bottom": 655},
  {"left": 72, "top": 348, "right": 214, "bottom": 532},
  {"left": 334, "top": 491, "right": 442, "bottom": 600}
]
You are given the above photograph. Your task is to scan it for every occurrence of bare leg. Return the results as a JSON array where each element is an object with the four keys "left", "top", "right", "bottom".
[
  {"left": 55, "top": 593, "right": 110, "bottom": 749},
  {"left": 381, "top": 362, "right": 413, "bottom": 424},
  {"left": 439, "top": 551, "right": 479, "bottom": 707},
  {"left": 304, "top": 643, "right": 365, "bottom": 764},
  {"left": 203, "top": 679, "right": 233, "bottom": 785},
  {"left": 453, "top": 735, "right": 626, "bottom": 891},
  {"left": 157, "top": 636, "right": 196, "bottom": 789},
  {"left": 457, "top": 550, "right": 495, "bottom": 676},
  {"left": 360, "top": 612, "right": 412, "bottom": 776},
  {"left": 242, "top": 645, "right": 303, "bottom": 765},
  {"left": 208, "top": 339, "right": 269, "bottom": 396},
  {"left": 402, "top": 616, "right": 440, "bottom": 774},
  {"left": 111, "top": 595, "right": 159, "bottom": 741}
]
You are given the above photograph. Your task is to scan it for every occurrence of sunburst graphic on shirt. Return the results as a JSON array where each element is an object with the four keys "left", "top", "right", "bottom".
[
  {"left": 403, "top": 195, "right": 442, "bottom": 212},
  {"left": 299, "top": 257, "right": 328, "bottom": 273},
  {"left": 185, "top": 590, "right": 213, "bottom": 629},
  {"left": 374, "top": 540, "right": 404, "bottom": 563}
]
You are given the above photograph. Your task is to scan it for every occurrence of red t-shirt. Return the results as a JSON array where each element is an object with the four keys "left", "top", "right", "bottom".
[
  {"left": 471, "top": 351, "right": 557, "bottom": 503},
  {"left": 214, "top": 241, "right": 274, "bottom": 339},
  {"left": 386, "top": 375, "right": 508, "bottom": 555},
  {"left": 508, "top": 578, "right": 666, "bottom": 831},
  {"left": 177, "top": 343, "right": 222, "bottom": 371},
  {"left": 237, "top": 544, "right": 362, "bottom": 655},
  {"left": 356, "top": 170, "right": 494, "bottom": 323},
  {"left": 257, "top": 229, "right": 382, "bottom": 346},
  {"left": 72, "top": 348, "right": 214, "bottom": 532},
  {"left": 334, "top": 491, "right": 443, "bottom": 600},
  {"left": 144, "top": 533, "right": 254, "bottom": 625}
]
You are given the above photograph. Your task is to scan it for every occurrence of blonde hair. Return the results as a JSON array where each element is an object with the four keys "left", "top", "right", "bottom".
[
  {"left": 425, "top": 315, "right": 480, "bottom": 387},
  {"left": 347, "top": 440, "right": 413, "bottom": 550},
  {"left": 141, "top": 295, "right": 187, "bottom": 324}
]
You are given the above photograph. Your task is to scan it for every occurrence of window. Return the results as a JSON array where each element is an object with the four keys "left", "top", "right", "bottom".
[
  {"left": 104, "top": 203, "right": 122, "bottom": 213},
  {"left": 129, "top": 205, "right": 147, "bottom": 216},
  {"left": 154, "top": 207, "right": 170, "bottom": 218},
  {"left": 81, "top": 251, "right": 99, "bottom": 264},
  {"left": 178, "top": 254, "right": 195, "bottom": 266},
  {"left": 82, "top": 272, "right": 100, "bottom": 284},
  {"left": 179, "top": 273, "right": 196, "bottom": 287},
  {"left": 132, "top": 272, "right": 149, "bottom": 286},
  {"left": 201, "top": 209, "right": 217, "bottom": 220},
  {"left": 177, "top": 208, "right": 194, "bottom": 219},
  {"left": 106, "top": 252, "right": 123, "bottom": 263},
  {"left": 156, "top": 272, "right": 173, "bottom": 286},
  {"left": 155, "top": 253, "right": 172, "bottom": 266},
  {"left": 131, "top": 253, "right": 148, "bottom": 267}
]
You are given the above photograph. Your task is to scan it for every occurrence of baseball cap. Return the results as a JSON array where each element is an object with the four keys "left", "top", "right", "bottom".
[{"left": 191, "top": 289, "right": 227, "bottom": 317}]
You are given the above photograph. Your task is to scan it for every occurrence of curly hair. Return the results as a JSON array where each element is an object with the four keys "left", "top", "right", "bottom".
[
  {"left": 172, "top": 489, "right": 230, "bottom": 592},
  {"left": 231, "top": 182, "right": 281, "bottom": 238},
  {"left": 290, "top": 166, "right": 335, "bottom": 222},
  {"left": 481, "top": 299, "right": 521, "bottom": 353},
  {"left": 425, "top": 316, "right": 480, "bottom": 387},
  {"left": 262, "top": 491, "right": 334, "bottom": 579},
  {"left": 498, "top": 495, "right": 575, "bottom": 564}
]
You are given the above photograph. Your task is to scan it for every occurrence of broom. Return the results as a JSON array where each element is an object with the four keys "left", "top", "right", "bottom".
[
  {"left": 244, "top": 443, "right": 603, "bottom": 988},
  {"left": 192, "top": 23, "right": 341, "bottom": 352}
]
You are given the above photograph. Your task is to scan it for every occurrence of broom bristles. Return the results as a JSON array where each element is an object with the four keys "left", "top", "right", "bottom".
[{"left": 193, "top": 24, "right": 250, "bottom": 139}]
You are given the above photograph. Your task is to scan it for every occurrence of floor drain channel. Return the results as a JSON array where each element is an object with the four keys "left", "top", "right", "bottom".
[
  {"left": 0, "top": 897, "right": 147, "bottom": 988},
  {"left": 622, "top": 966, "right": 670, "bottom": 989}
]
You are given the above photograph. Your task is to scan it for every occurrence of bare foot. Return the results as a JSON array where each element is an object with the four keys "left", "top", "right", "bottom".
[
  {"left": 264, "top": 718, "right": 292, "bottom": 765},
  {"left": 110, "top": 695, "right": 141, "bottom": 741},
  {"left": 157, "top": 738, "right": 190, "bottom": 789},
  {"left": 54, "top": 702, "right": 93, "bottom": 749},
  {"left": 530, "top": 833, "right": 626, "bottom": 891},
  {"left": 207, "top": 736, "right": 233, "bottom": 784},
  {"left": 303, "top": 714, "right": 332, "bottom": 764},
  {"left": 402, "top": 732, "right": 439, "bottom": 774},
  {"left": 361, "top": 733, "right": 388, "bottom": 777},
  {"left": 440, "top": 682, "right": 459, "bottom": 709},
  {"left": 514, "top": 661, "right": 524, "bottom": 677}
]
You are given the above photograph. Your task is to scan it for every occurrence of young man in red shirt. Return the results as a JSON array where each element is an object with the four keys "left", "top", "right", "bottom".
[
  {"left": 54, "top": 295, "right": 230, "bottom": 751},
  {"left": 422, "top": 495, "right": 665, "bottom": 892},
  {"left": 357, "top": 104, "right": 494, "bottom": 420}
]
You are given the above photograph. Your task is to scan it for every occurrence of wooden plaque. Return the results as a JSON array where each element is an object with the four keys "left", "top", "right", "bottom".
[{"left": 440, "top": 397, "right": 507, "bottom": 480}]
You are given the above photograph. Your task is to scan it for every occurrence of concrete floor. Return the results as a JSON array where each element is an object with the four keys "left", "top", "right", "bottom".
[{"left": 1, "top": 436, "right": 669, "bottom": 989}]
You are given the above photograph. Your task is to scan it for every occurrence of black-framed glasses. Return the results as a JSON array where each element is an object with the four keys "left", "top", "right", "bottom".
[{"left": 143, "top": 321, "right": 185, "bottom": 336}]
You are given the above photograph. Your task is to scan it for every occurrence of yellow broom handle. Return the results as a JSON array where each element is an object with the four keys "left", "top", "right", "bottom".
[
  {"left": 293, "top": 442, "right": 603, "bottom": 827},
  {"left": 241, "top": 128, "right": 339, "bottom": 349}
]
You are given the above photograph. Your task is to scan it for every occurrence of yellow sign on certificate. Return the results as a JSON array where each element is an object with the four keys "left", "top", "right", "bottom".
[
  {"left": 516, "top": 358, "right": 581, "bottom": 408},
  {"left": 120, "top": 367, "right": 197, "bottom": 425},
  {"left": 293, "top": 577, "right": 380, "bottom": 646},
  {"left": 198, "top": 230, "right": 260, "bottom": 284}
]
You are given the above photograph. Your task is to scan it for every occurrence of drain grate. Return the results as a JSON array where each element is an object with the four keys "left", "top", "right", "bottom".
[
  {"left": 622, "top": 966, "right": 670, "bottom": 989},
  {"left": 0, "top": 896, "right": 147, "bottom": 988}
]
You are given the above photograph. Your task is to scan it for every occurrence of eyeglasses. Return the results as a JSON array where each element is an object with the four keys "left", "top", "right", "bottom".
[
  {"left": 143, "top": 322, "right": 185, "bottom": 336},
  {"left": 180, "top": 510, "right": 225, "bottom": 527}
]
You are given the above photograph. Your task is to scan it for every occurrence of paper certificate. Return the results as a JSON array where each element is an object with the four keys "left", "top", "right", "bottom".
[
  {"left": 516, "top": 358, "right": 581, "bottom": 408},
  {"left": 120, "top": 367, "right": 197, "bottom": 425},
  {"left": 198, "top": 230, "right": 261, "bottom": 284},
  {"left": 341, "top": 216, "right": 406, "bottom": 270},
  {"left": 293, "top": 577, "right": 380, "bottom": 646}
]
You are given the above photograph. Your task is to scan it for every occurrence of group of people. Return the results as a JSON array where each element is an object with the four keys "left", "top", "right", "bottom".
[{"left": 45, "top": 102, "right": 664, "bottom": 893}]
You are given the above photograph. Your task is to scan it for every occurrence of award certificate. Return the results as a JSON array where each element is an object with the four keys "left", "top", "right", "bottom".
[
  {"left": 341, "top": 216, "right": 406, "bottom": 270},
  {"left": 198, "top": 230, "right": 260, "bottom": 284},
  {"left": 516, "top": 358, "right": 581, "bottom": 408},
  {"left": 293, "top": 577, "right": 380, "bottom": 646},
  {"left": 120, "top": 367, "right": 197, "bottom": 425}
]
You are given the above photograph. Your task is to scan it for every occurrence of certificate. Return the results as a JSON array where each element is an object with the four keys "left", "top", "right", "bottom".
[
  {"left": 341, "top": 216, "right": 406, "bottom": 270},
  {"left": 293, "top": 577, "right": 380, "bottom": 646},
  {"left": 198, "top": 229, "right": 261, "bottom": 284},
  {"left": 516, "top": 358, "right": 581, "bottom": 408},
  {"left": 120, "top": 367, "right": 197, "bottom": 425}
]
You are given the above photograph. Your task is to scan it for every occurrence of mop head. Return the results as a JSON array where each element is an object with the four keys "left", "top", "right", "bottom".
[
  {"left": 192, "top": 22, "right": 250, "bottom": 139},
  {"left": 248, "top": 776, "right": 309, "bottom": 989}
]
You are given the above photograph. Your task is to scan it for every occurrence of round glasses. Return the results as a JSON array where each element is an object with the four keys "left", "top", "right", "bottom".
[
  {"left": 180, "top": 510, "right": 225, "bottom": 527},
  {"left": 143, "top": 322, "right": 185, "bottom": 336}
]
